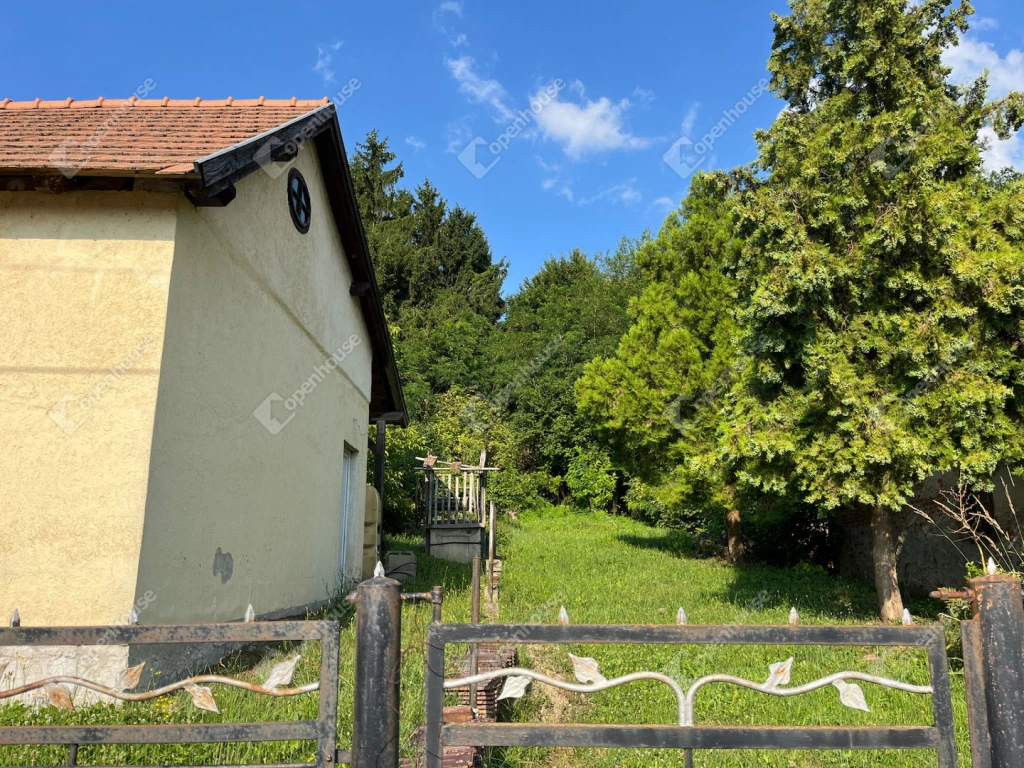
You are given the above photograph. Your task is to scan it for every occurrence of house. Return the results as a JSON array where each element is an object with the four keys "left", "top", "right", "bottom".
[{"left": 0, "top": 95, "right": 406, "bottom": 695}]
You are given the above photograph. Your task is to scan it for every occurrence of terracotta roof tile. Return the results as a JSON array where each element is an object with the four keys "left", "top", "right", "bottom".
[{"left": 0, "top": 96, "right": 332, "bottom": 175}]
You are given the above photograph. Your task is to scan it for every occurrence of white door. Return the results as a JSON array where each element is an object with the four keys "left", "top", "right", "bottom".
[{"left": 338, "top": 447, "right": 356, "bottom": 584}]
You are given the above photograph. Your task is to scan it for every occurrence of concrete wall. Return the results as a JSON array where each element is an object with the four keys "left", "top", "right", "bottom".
[
  {"left": 0, "top": 190, "right": 176, "bottom": 627},
  {"left": 838, "top": 467, "right": 1024, "bottom": 596},
  {"left": 132, "top": 143, "right": 372, "bottom": 626}
]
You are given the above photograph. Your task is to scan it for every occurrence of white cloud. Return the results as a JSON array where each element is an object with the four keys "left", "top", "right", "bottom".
[
  {"left": 944, "top": 37, "right": 1024, "bottom": 170},
  {"left": 438, "top": 0, "right": 462, "bottom": 16},
  {"left": 449, "top": 32, "right": 469, "bottom": 47},
  {"left": 445, "top": 119, "right": 474, "bottom": 154},
  {"left": 979, "top": 126, "right": 1024, "bottom": 173},
  {"left": 446, "top": 56, "right": 515, "bottom": 121},
  {"left": 314, "top": 42, "right": 342, "bottom": 86},
  {"left": 680, "top": 102, "right": 701, "bottom": 138},
  {"left": 536, "top": 155, "right": 574, "bottom": 202},
  {"left": 406, "top": 136, "right": 427, "bottom": 151},
  {"left": 632, "top": 87, "right": 656, "bottom": 106},
  {"left": 645, "top": 196, "right": 676, "bottom": 217},
  {"left": 579, "top": 179, "right": 642, "bottom": 206},
  {"left": 532, "top": 88, "right": 655, "bottom": 159},
  {"left": 972, "top": 17, "right": 998, "bottom": 31},
  {"left": 945, "top": 38, "right": 1024, "bottom": 96}
]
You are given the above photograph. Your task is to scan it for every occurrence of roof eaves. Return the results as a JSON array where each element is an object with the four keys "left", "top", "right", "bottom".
[
  {"left": 313, "top": 114, "right": 408, "bottom": 427},
  {"left": 194, "top": 103, "right": 337, "bottom": 197}
]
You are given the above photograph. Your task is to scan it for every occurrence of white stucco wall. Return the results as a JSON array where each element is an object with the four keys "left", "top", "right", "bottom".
[
  {"left": 132, "top": 143, "right": 372, "bottom": 624},
  {"left": 0, "top": 191, "right": 176, "bottom": 628}
]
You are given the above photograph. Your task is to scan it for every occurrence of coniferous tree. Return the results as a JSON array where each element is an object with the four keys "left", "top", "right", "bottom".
[{"left": 726, "top": 0, "right": 1024, "bottom": 618}]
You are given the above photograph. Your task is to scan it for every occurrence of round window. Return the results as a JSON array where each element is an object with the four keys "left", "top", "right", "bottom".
[{"left": 287, "top": 168, "right": 311, "bottom": 234}]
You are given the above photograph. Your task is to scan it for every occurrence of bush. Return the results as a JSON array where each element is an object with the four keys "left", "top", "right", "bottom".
[{"left": 566, "top": 447, "right": 616, "bottom": 511}]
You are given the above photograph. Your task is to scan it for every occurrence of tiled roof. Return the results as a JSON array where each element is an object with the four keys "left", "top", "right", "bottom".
[{"left": 0, "top": 97, "right": 331, "bottom": 175}]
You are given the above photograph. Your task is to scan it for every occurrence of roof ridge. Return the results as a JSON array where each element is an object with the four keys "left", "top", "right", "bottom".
[{"left": 0, "top": 96, "right": 331, "bottom": 110}]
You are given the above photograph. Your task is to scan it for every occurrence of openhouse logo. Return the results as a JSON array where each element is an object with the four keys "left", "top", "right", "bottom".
[
  {"left": 663, "top": 77, "right": 770, "bottom": 179},
  {"left": 459, "top": 78, "right": 567, "bottom": 179},
  {"left": 253, "top": 334, "right": 361, "bottom": 435}
]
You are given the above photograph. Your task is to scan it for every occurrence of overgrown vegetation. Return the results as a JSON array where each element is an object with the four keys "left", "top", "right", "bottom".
[
  {"left": 360, "top": 0, "right": 1024, "bottom": 619},
  {"left": 494, "top": 512, "right": 971, "bottom": 767}
]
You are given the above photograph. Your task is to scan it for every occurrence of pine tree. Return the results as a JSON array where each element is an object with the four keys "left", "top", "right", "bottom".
[{"left": 726, "top": 0, "right": 1024, "bottom": 619}]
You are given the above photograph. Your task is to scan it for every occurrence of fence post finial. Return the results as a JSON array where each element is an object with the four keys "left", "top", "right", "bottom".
[
  {"left": 788, "top": 607, "right": 800, "bottom": 625},
  {"left": 9, "top": 609, "right": 19, "bottom": 627}
]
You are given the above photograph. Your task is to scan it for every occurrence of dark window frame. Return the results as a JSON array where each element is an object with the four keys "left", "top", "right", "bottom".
[{"left": 287, "top": 168, "right": 311, "bottom": 234}]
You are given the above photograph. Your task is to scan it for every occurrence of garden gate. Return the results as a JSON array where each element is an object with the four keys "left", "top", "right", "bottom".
[{"left": 3, "top": 574, "right": 1024, "bottom": 767}]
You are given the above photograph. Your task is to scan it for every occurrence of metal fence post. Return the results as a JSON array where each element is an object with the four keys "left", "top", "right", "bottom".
[
  {"left": 353, "top": 576, "right": 402, "bottom": 768},
  {"left": 469, "top": 555, "right": 481, "bottom": 713},
  {"left": 970, "top": 574, "right": 1024, "bottom": 768}
]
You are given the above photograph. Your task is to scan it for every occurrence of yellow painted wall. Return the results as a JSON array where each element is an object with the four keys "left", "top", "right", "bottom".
[
  {"left": 132, "top": 144, "right": 372, "bottom": 623},
  {"left": 0, "top": 191, "right": 176, "bottom": 626}
]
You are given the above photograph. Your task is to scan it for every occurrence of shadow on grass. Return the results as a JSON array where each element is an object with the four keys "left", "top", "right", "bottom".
[
  {"left": 615, "top": 530, "right": 943, "bottom": 624},
  {"left": 383, "top": 536, "right": 475, "bottom": 599},
  {"left": 616, "top": 530, "right": 696, "bottom": 558}
]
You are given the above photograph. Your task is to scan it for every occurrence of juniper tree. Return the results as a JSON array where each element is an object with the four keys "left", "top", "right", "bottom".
[{"left": 726, "top": 0, "right": 1024, "bottom": 618}]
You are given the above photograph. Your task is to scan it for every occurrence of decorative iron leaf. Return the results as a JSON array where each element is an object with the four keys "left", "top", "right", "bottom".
[
  {"left": 374, "top": 561, "right": 386, "bottom": 578},
  {"left": 788, "top": 607, "right": 800, "bottom": 625},
  {"left": 901, "top": 609, "right": 913, "bottom": 626},
  {"left": 558, "top": 606, "right": 569, "bottom": 626},
  {"left": 185, "top": 684, "right": 220, "bottom": 713},
  {"left": 45, "top": 684, "right": 74, "bottom": 709},
  {"left": 497, "top": 675, "right": 532, "bottom": 701},
  {"left": 264, "top": 654, "right": 301, "bottom": 688},
  {"left": 124, "top": 662, "right": 145, "bottom": 691},
  {"left": 676, "top": 607, "right": 687, "bottom": 626},
  {"left": 9, "top": 609, "right": 19, "bottom": 627},
  {"left": 833, "top": 679, "right": 870, "bottom": 713},
  {"left": 245, "top": 604, "right": 256, "bottom": 623},
  {"left": 764, "top": 657, "right": 794, "bottom": 690},
  {"left": 568, "top": 654, "right": 606, "bottom": 684}
]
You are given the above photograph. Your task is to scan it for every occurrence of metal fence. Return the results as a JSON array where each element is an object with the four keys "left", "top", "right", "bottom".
[
  {"left": 0, "top": 620, "right": 342, "bottom": 768},
  {"left": 5, "top": 574, "right": 1024, "bottom": 768},
  {"left": 425, "top": 620, "right": 957, "bottom": 768}
]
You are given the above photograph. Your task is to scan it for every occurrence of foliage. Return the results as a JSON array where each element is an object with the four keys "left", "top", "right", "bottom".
[
  {"left": 489, "top": 242, "right": 644, "bottom": 492},
  {"left": 565, "top": 446, "right": 616, "bottom": 511},
  {"left": 724, "top": 0, "right": 1024, "bottom": 513},
  {"left": 576, "top": 172, "right": 742, "bottom": 531}
]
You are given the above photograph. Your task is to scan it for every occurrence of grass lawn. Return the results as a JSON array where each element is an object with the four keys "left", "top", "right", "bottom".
[
  {"left": 1, "top": 510, "right": 969, "bottom": 767},
  {"left": 491, "top": 509, "right": 969, "bottom": 768}
]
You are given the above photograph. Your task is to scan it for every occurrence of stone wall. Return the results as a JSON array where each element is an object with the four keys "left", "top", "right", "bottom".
[{"left": 837, "top": 467, "right": 1024, "bottom": 597}]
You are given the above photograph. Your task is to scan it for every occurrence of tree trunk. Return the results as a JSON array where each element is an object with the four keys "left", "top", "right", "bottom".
[
  {"left": 726, "top": 509, "right": 745, "bottom": 563},
  {"left": 871, "top": 504, "right": 904, "bottom": 621}
]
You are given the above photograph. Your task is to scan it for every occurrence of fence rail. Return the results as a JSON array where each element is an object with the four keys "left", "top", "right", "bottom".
[
  {"left": 0, "top": 620, "right": 341, "bottom": 768},
  {"left": 424, "top": 621, "right": 957, "bottom": 768}
]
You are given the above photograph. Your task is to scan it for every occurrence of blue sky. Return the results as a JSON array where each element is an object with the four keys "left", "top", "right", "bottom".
[{"left": 3, "top": 1, "right": 1022, "bottom": 292}]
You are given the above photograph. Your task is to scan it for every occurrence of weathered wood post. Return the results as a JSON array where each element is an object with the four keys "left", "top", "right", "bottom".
[
  {"left": 352, "top": 575, "right": 402, "bottom": 768},
  {"left": 970, "top": 573, "right": 1024, "bottom": 768}
]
